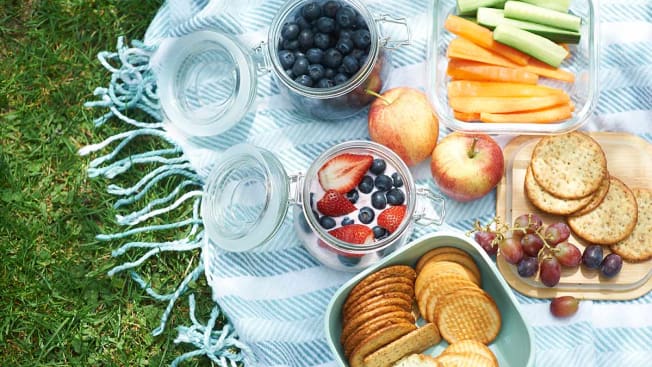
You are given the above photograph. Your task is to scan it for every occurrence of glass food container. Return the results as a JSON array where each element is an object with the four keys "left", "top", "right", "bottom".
[
  {"left": 427, "top": 0, "right": 599, "bottom": 135},
  {"left": 201, "top": 141, "right": 446, "bottom": 272},
  {"left": 152, "top": 0, "right": 410, "bottom": 137}
]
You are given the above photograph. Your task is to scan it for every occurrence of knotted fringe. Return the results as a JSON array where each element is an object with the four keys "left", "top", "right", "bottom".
[{"left": 82, "top": 36, "right": 247, "bottom": 365}]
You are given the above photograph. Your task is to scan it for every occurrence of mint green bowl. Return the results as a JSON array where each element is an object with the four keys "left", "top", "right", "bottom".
[{"left": 324, "top": 231, "right": 535, "bottom": 366}]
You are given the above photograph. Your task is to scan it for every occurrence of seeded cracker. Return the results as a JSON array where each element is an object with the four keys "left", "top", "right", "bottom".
[
  {"left": 568, "top": 177, "right": 638, "bottom": 245},
  {"left": 610, "top": 188, "right": 652, "bottom": 262},
  {"left": 571, "top": 175, "right": 611, "bottom": 216},
  {"left": 531, "top": 132, "right": 607, "bottom": 199},
  {"left": 524, "top": 165, "right": 594, "bottom": 215}
]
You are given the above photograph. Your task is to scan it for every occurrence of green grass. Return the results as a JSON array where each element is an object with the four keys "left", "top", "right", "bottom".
[{"left": 0, "top": 1, "right": 218, "bottom": 365}]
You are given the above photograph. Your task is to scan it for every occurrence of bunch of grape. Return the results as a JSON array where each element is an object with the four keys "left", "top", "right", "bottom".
[{"left": 471, "top": 213, "right": 622, "bottom": 287}]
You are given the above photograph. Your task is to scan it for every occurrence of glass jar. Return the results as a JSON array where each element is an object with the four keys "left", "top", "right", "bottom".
[
  {"left": 151, "top": 0, "right": 410, "bottom": 136},
  {"left": 201, "top": 140, "right": 446, "bottom": 272}
]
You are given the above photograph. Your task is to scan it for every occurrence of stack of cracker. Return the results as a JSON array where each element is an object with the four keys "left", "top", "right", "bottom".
[
  {"left": 525, "top": 131, "right": 651, "bottom": 262},
  {"left": 341, "top": 265, "right": 441, "bottom": 367}
]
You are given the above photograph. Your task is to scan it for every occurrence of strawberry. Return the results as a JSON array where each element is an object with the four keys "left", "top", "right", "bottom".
[
  {"left": 317, "top": 190, "right": 356, "bottom": 217},
  {"left": 318, "top": 153, "right": 373, "bottom": 193},
  {"left": 377, "top": 205, "right": 407, "bottom": 233},
  {"left": 328, "top": 224, "right": 374, "bottom": 245}
]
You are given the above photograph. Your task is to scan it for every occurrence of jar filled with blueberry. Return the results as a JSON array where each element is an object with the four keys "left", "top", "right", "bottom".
[
  {"left": 202, "top": 140, "right": 445, "bottom": 272},
  {"left": 269, "top": 0, "right": 410, "bottom": 119}
]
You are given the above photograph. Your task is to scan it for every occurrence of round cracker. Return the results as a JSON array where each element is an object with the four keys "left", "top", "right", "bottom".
[
  {"left": 435, "top": 288, "right": 501, "bottom": 344},
  {"left": 442, "top": 340, "right": 499, "bottom": 367},
  {"left": 415, "top": 247, "right": 472, "bottom": 274},
  {"left": 340, "top": 310, "right": 415, "bottom": 345},
  {"left": 419, "top": 252, "right": 481, "bottom": 285},
  {"left": 344, "top": 292, "right": 414, "bottom": 323},
  {"left": 610, "top": 188, "right": 652, "bottom": 262},
  {"left": 340, "top": 305, "right": 412, "bottom": 344},
  {"left": 531, "top": 132, "right": 607, "bottom": 199},
  {"left": 570, "top": 175, "right": 611, "bottom": 216},
  {"left": 348, "top": 323, "right": 417, "bottom": 367},
  {"left": 346, "top": 265, "right": 415, "bottom": 303},
  {"left": 344, "top": 282, "right": 414, "bottom": 315},
  {"left": 344, "top": 317, "right": 413, "bottom": 357},
  {"left": 416, "top": 261, "right": 480, "bottom": 298},
  {"left": 343, "top": 277, "right": 414, "bottom": 314},
  {"left": 435, "top": 352, "right": 496, "bottom": 367},
  {"left": 424, "top": 281, "right": 479, "bottom": 323},
  {"left": 568, "top": 177, "right": 638, "bottom": 245},
  {"left": 524, "top": 165, "right": 594, "bottom": 215}
]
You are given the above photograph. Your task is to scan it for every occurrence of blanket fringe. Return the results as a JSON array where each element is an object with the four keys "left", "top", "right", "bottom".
[{"left": 83, "top": 36, "right": 243, "bottom": 365}]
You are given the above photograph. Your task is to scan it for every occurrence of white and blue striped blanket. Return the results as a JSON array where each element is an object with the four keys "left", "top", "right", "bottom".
[{"left": 84, "top": 0, "right": 652, "bottom": 366}]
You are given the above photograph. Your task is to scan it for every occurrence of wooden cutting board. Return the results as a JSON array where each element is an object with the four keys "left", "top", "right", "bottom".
[{"left": 496, "top": 132, "right": 652, "bottom": 300}]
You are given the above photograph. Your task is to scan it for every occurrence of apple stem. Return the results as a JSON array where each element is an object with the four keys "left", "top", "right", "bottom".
[
  {"left": 365, "top": 89, "right": 390, "bottom": 105},
  {"left": 468, "top": 137, "right": 479, "bottom": 159}
]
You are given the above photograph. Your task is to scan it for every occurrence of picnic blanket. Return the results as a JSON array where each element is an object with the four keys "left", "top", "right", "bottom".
[{"left": 82, "top": 0, "right": 652, "bottom": 366}]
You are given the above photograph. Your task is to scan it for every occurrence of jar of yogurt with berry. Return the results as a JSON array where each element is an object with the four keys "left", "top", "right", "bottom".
[
  {"left": 202, "top": 141, "right": 445, "bottom": 272},
  {"left": 152, "top": 0, "right": 410, "bottom": 137}
]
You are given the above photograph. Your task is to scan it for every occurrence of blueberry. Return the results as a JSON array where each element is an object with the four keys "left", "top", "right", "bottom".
[
  {"left": 298, "top": 29, "right": 314, "bottom": 49},
  {"left": 336, "top": 7, "right": 356, "bottom": 28},
  {"left": 308, "top": 64, "right": 325, "bottom": 81},
  {"left": 335, "top": 37, "right": 354, "bottom": 55},
  {"left": 294, "top": 51, "right": 306, "bottom": 59},
  {"left": 374, "top": 174, "right": 393, "bottom": 191},
  {"left": 342, "top": 56, "right": 359, "bottom": 75},
  {"left": 338, "top": 254, "right": 361, "bottom": 267},
  {"left": 319, "top": 215, "right": 336, "bottom": 229},
  {"left": 358, "top": 175, "right": 374, "bottom": 193},
  {"left": 386, "top": 188, "right": 405, "bottom": 205},
  {"left": 302, "top": 2, "right": 322, "bottom": 21},
  {"left": 342, "top": 217, "right": 354, "bottom": 226},
  {"left": 322, "top": 1, "right": 341, "bottom": 18},
  {"left": 354, "top": 15, "right": 368, "bottom": 30},
  {"left": 294, "top": 15, "right": 312, "bottom": 30},
  {"left": 316, "top": 17, "right": 336, "bottom": 33},
  {"left": 324, "top": 68, "right": 336, "bottom": 78},
  {"left": 333, "top": 73, "right": 349, "bottom": 85},
  {"left": 314, "top": 33, "right": 331, "bottom": 50},
  {"left": 371, "top": 191, "right": 387, "bottom": 209},
  {"left": 284, "top": 69, "right": 295, "bottom": 79},
  {"left": 353, "top": 29, "right": 371, "bottom": 48},
  {"left": 316, "top": 78, "right": 335, "bottom": 88},
  {"left": 323, "top": 48, "right": 343, "bottom": 68},
  {"left": 358, "top": 207, "right": 375, "bottom": 224},
  {"left": 339, "top": 30, "right": 353, "bottom": 40},
  {"left": 278, "top": 50, "right": 296, "bottom": 70},
  {"left": 345, "top": 189, "right": 359, "bottom": 204},
  {"left": 294, "top": 74, "right": 313, "bottom": 87},
  {"left": 282, "top": 39, "right": 300, "bottom": 51},
  {"left": 372, "top": 226, "right": 388, "bottom": 240},
  {"left": 292, "top": 56, "right": 310, "bottom": 75},
  {"left": 369, "top": 158, "right": 386, "bottom": 175},
  {"left": 305, "top": 48, "right": 323, "bottom": 64},
  {"left": 391, "top": 172, "right": 404, "bottom": 188},
  {"left": 350, "top": 48, "right": 366, "bottom": 61},
  {"left": 281, "top": 22, "right": 300, "bottom": 40}
]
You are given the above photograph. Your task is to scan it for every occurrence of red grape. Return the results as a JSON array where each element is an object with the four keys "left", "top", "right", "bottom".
[
  {"left": 474, "top": 231, "right": 497, "bottom": 255},
  {"left": 582, "top": 245, "right": 603, "bottom": 269},
  {"left": 517, "top": 257, "right": 539, "bottom": 277},
  {"left": 521, "top": 233, "right": 544, "bottom": 257},
  {"left": 550, "top": 296, "right": 579, "bottom": 318},
  {"left": 554, "top": 241, "right": 582, "bottom": 267},
  {"left": 499, "top": 237, "right": 524, "bottom": 264},
  {"left": 540, "top": 256, "right": 561, "bottom": 287},
  {"left": 505, "top": 229, "right": 524, "bottom": 242},
  {"left": 514, "top": 213, "right": 543, "bottom": 234},
  {"left": 544, "top": 222, "right": 571, "bottom": 246},
  {"left": 601, "top": 253, "right": 623, "bottom": 278}
]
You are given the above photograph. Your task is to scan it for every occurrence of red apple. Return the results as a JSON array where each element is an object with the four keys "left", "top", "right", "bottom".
[
  {"left": 430, "top": 133, "right": 504, "bottom": 202},
  {"left": 367, "top": 87, "right": 439, "bottom": 166}
]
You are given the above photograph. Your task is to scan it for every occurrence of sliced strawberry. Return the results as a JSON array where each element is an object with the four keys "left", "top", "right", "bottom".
[
  {"left": 377, "top": 205, "right": 407, "bottom": 233},
  {"left": 328, "top": 224, "right": 374, "bottom": 245},
  {"left": 317, "top": 190, "right": 356, "bottom": 217},
  {"left": 318, "top": 153, "right": 373, "bottom": 193}
]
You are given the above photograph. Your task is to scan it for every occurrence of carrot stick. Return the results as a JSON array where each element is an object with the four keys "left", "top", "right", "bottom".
[
  {"left": 454, "top": 110, "right": 481, "bottom": 121},
  {"left": 445, "top": 15, "right": 530, "bottom": 66},
  {"left": 480, "top": 103, "right": 572, "bottom": 123},
  {"left": 447, "top": 38, "right": 519, "bottom": 68},
  {"left": 448, "top": 80, "right": 565, "bottom": 97},
  {"left": 449, "top": 93, "right": 571, "bottom": 114},
  {"left": 447, "top": 59, "right": 539, "bottom": 84},
  {"left": 559, "top": 43, "right": 571, "bottom": 58},
  {"left": 522, "top": 58, "right": 575, "bottom": 83}
]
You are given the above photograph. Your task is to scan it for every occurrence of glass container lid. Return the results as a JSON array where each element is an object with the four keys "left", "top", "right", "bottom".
[
  {"left": 201, "top": 144, "right": 290, "bottom": 252},
  {"left": 153, "top": 31, "right": 257, "bottom": 137}
]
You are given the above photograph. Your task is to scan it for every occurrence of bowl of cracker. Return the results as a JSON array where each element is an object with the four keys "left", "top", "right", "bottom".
[{"left": 324, "top": 231, "right": 535, "bottom": 367}]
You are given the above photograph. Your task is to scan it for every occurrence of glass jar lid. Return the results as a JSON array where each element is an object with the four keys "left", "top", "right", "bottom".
[
  {"left": 154, "top": 31, "right": 257, "bottom": 137},
  {"left": 202, "top": 144, "right": 289, "bottom": 252}
]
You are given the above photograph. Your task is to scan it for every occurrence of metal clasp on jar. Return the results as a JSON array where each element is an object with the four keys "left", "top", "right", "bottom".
[
  {"left": 253, "top": 41, "right": 272, "bottom": 73},
  {"left": 413, "top": 187, "right": 446, "bottom": 226},
  {"left": 375, "top": 14, "right": 411, "bottom": 50}
]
